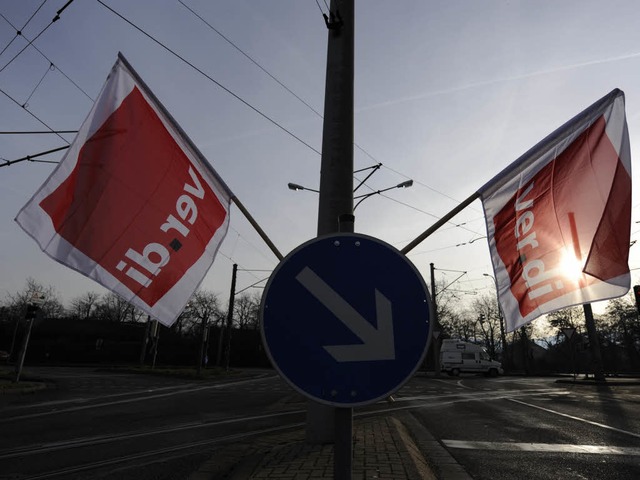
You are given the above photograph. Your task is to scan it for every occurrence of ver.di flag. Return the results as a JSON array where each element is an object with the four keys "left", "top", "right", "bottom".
[
  {"left": 16, "top": 53, "right": 232, "bottom": 327},
  {"left": 479, "top": 89, "right": 631, "bottom": 332}
]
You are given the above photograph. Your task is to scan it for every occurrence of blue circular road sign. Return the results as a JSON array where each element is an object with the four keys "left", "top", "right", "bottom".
[{"left": 260, "top": 233, "right": 432, "bottom": 407}]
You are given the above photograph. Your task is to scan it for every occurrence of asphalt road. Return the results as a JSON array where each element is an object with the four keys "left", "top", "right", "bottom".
[
  {"left": 0, "top": 367, "right": 306, "bottom": 480},
  {"left": 399, "top": 375, "right": 640, "bottom": 480},
  {"left": 1, "top": 368, "right": 639, "bottom": 479}
]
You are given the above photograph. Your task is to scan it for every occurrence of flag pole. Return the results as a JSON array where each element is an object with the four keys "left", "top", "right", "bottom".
[
  {"left": 231, "top": 196, "right": 283, "bottom": 261},
  {"left": 401, "top": 191, "right": 480, "bottom": 255}
]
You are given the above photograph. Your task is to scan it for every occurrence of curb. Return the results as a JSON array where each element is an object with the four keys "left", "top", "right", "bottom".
[
  {"left": 0, "top": 381, "right": 48, "bottom": 395},
  {"left": 555, "top": 378, "right": 640, "bottom": 386},
  {"left": 398, "top": 411, "right": 473, "bottom": 480},
  {"left": 389, "top": 415, "right": 436, "bottom": 480}
]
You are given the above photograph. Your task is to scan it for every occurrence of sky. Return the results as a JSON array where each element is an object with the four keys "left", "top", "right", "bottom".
[{"left": 1, "top": 0, "right": 640, "bottom": 323}]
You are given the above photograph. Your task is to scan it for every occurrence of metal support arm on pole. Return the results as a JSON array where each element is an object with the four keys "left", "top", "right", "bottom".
[{"left": 401, "top": 191, "right": 480, "bottom": 255}]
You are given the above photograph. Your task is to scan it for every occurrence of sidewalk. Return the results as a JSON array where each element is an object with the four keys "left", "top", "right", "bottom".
[{"left": 190, "top": 411, "right": 472, "bottom": 480}]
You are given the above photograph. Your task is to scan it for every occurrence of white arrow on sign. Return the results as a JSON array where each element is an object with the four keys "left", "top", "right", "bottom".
[{"left": 296, "top": 266, "right": 395, "bottom": 362}]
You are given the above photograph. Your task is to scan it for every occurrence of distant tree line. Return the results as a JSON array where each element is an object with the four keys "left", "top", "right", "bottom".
[
  {"left": 432, "top": 279, "right": 640, "bottom": 375},
  {"left": 3, "top": 277, "right": 640, "bottom": 375},
  {"left": 0, "top": 278, "right": 266, "bottom": 368}
]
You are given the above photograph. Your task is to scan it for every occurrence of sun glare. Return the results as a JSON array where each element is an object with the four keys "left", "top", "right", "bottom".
[{"left": 559, "top": 249, "right": 584, "bottom": 283}]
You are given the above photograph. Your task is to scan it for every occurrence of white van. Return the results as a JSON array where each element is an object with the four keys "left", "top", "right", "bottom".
[{"left": 440, "top": 339, "right": 503, "bottom": 376}]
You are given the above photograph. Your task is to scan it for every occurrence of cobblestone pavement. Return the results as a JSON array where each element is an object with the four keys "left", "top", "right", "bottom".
[{"left": 190, "top": 411, "right": 471, "bottom": 480}]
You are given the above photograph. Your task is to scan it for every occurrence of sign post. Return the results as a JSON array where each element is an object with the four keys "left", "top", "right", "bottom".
[{"left": 14, "top": 292, "right": 45, "bottom": 383}]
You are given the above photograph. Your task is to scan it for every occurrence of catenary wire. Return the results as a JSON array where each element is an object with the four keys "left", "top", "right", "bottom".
[
  {"left": 0, "top": 145, "right": 69, "bottom": 168},
  {"left": 0, "top": 12, "right": 94, "bottom": 101},
  {"left": 0, "top": 130, "right": 77, "bottom": 134},
  {"left": 22, "top": 62, "right": 54, "bottom": 107},
  {"left": 0, "top": 86, "right": 70, "bottom": 144},
  {"left": 378, "top": 192, "right": 484, "bottom": 237},
  {"left": 0, "top": 13, "right": 95, "bottom": 102},
  {"left": 314, "top": 0, "right": 326, "bottom": 16},
  {"left": 178, "top": 1, "right": 323, "bottom": 119},
  {"left": 0, "top": 0, "right": 48, "bottom": 57},
  {"left": 0, "top": 0, "right": 75, "bottom": 74},
  {"left": 96, "top": 0, "right": 321, "bottom": 156}
]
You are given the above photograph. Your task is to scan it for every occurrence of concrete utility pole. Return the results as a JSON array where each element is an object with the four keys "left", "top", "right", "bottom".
[
  {"left": 567, "top": 212, "right": 605, "bottom": 382},
  {"left": 430, "top": 263, "right": 441, "bottom": 376},
  {"left": 197, "top": 316, "right": 208, "bottom": 376},
  {"left": 139, "top": 315, "right": 151, "bottom": 366},
  {"left": 583, "top": 304, "right": 605, "bottom": 381},
  {"left": 224, "top": 263, "right": 238, "bottom": 371},
  {"left": 307, "top": 1, "right": 354, "bottom": 478},
  {"left": 150, "top": 320, "right": 160, "bottom": 369}
]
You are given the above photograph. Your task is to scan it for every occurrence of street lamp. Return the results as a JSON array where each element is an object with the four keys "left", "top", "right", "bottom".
[
  {"left": 287, "top": 183, "right": 319, "bottom": 193},
  {"left": 455, "top": 236, "right": 487, "bottom": 247},
  {"left": 353, "top": 180, "right": 413, "bottom": 210},
  {"left": 288, "top": 178, "right": 413, "bottom": 210}
]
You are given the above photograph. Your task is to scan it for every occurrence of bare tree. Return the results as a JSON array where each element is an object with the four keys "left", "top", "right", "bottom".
[
  {"left": 94, "top": 292, "right": 143, "bottom": 322},
  {"left": 3, "top": 278, "right": 65, "bottom": 319},
  {"left": 604, "top": 296, "right": 640, "bottom": 369},
  {"left": 183, "top": 290, "right": 223, "bottom": 334},
  {"left": 234, "top": 292, "right": 260, "bottom": 330},
  {"left": 472, "top": 295, "right": 501, "bottom": 359},
  {"left": 440, "top": 310, "right": 475, "bottom": 342},
  {"left": 433, "top": 278, "right": 470, "bottom": 339},
  {"left": 546, "top": 306, "right": 585, "bottom": 342},
  {"left": 1, "top": 278, "right": 64, "bottom": 362},
  {"left": 69, "top": 292, "right": 101, "bottom": 320},
  {"left": 185, "top": 289, "right": 223, "bottom": 372}
]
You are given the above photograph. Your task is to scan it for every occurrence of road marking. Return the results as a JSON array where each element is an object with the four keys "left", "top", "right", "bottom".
[
  {"left": 456, "top": 380, "right": 473, "bottom": 389},
  {"left": 395, "top": 388, "right": 568, "bottom": 402},
  {"left": 16, "top": 422, "right": 305, "bottom": 480},
  {"left": 428, "top": 378, "right": 473, "bottom": 389},
  {"left": 508, "top": 398, "right": 640, "bottom": 439},
  {"left": 0, "top": 409, "right": 306, "bottom": 460},
  {"left": 443, "top": 440, "right": 640, "bottom": 455},
  {"left": 0, "top": 375, "right": 276, "bottom": 423}
]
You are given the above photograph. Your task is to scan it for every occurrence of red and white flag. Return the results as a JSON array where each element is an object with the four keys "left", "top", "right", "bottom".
[
  {"left": 16, "top": 54, "right": 232, "bottom": 326},
  {"left": 479, "top": 89, "right": 631, "bottom": 332}
]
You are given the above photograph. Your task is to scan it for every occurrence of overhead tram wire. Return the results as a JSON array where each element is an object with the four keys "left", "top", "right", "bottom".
[
  {"left": 178, "top": 0, "right": 322, "bottom": 119},
  {"left": 0, "top": 130, "right": 77, "bottom": 135},
  {"left": 377, "top": 192, "right": 485, "bottom": 237},
  {"left": 22, "top": 62, "right": 54, "bottom": 108},
  {"left": 0, "top": 0, "right": 48, "bottom": 57},
  {"left": 314, "top": 0, "right": 326, "bottom": 16},
  {"left": 215, "top": 250, "right": 268, "bottom": 285},
  {"left": 0, "top": 0, "right": 76, "bottom": 75},
  {"left": 0, "top": 86, "right": 70, "bottom": 144},
  {"left": 96, "top": 0, "right": 321, "bottom": 156},
  {"left": 178, "top": 1, "right": 484, "bottom": 233},
  {"left": 0, "top": 145, "right": 69, "bottom": 168},
  {"left": 0, "top": 12, "right": 93, "bottom": 101},
  {"left": 0, "top": 1, "right": 78, "bottom": 147}
]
